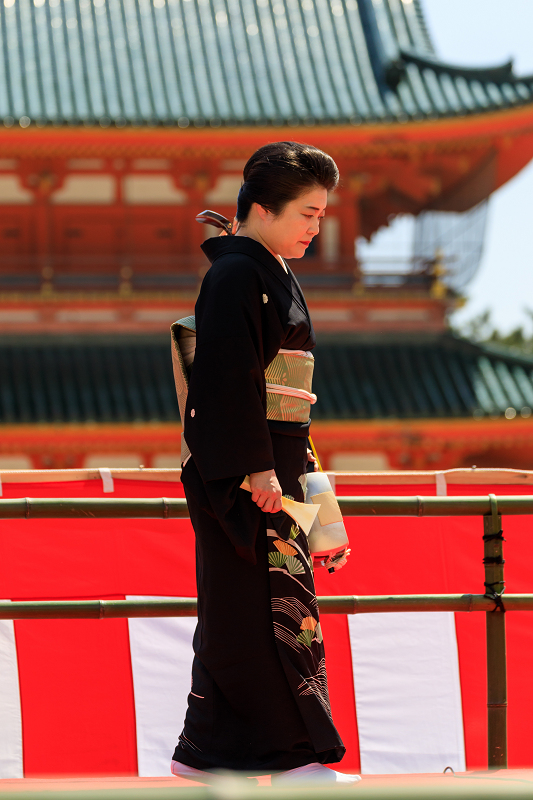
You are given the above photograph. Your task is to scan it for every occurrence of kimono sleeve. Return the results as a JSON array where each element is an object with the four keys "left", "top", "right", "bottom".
[{"left": 184, "top": 256, "right": 276, "bottom": 483}]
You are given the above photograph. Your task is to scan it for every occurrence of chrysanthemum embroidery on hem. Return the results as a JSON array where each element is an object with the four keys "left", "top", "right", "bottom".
[
  {"left": 274, "top": 539, "right": 297, "bottom": 556},
  {"left": 269, "top": 539, "right": 294, "bottom": 569},
  {"left": 289, "top": 524, "right": 300, "bottom": 539},
  {"left": 286, "top": 556, "right": 305, "bottom": 575},
  {"left": 297, "top": 616, "right": 319, "bottom": 648},
  {"left": 262, "top": 294, "right": 268, "bottom": 304},
  {"left": 268, "top": 551, "right": 287, "bottom": 568},
  {"left": 268, "top": 538, "right": 306, "bottom": 575}
]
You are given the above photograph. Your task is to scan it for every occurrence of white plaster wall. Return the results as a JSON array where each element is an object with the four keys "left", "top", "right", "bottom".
[
  {"left": 0, "top": 175, "right": 33, "bottom": 204},
  {"left": 52, "top": 175, "right": 116, "bottom": 204},
  {"left": 123, "top": 175, "right": 186, "bottom": 204}
]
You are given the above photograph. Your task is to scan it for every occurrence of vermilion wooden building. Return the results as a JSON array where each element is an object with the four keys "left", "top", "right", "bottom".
[{"left": 0, "top": 0, "right": 533, "bottom": 470}]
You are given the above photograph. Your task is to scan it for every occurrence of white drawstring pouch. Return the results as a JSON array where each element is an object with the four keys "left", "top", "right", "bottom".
[{"left": 304, "top": 471, "right": 350, "bottom": 572}]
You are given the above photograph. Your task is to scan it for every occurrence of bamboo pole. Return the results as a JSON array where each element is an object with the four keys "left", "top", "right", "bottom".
[
  {"left": 337, "top": 495, "right": 533, "bottom": 516},
  {"left": 1, "top": 594, "right": 533, "bottom": 620},
  {"left": 2, "top": 495, "right": 533, "bottom": 519},
  {"left": 0, "top": 497, "right": 190, "bottom": 519},
  {"left": 484, "top": 498, "right": 507, "bottom": 769},
  {"left": 318, "top": 594, "right": 533, "bottom": 614}
]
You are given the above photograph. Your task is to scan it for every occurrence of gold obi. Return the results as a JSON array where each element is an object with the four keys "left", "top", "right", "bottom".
[
  {"left": 171, "top": 317, "right": 317, "bottom": 458},
  {"left": 265, "top": 349, "right": 316, "bottom": 423}
]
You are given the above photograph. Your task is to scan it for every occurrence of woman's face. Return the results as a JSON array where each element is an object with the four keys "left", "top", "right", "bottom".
[{"left": 258, "top": 186, "right": 328, "bottom": 260}]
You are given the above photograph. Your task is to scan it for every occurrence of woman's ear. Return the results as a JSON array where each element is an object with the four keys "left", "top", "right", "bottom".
[{"left": 255, "top": 203, "right": 271, "bottom": 223}]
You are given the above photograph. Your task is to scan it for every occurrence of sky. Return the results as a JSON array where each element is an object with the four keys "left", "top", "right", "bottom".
[{"left": 362, "top": 0, "right": 533, "bottom": 336}]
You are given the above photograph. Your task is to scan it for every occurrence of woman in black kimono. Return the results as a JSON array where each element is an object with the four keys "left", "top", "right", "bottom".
[{"left": 171, "top": 142, "right": 359, "bottom": 785}]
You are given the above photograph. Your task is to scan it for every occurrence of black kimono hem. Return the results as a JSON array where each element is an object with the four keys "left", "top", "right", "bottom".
[{"left": 172, "top": 742, "right": 345, "bottom": 775}]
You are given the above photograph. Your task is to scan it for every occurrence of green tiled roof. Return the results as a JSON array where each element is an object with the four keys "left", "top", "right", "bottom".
[
  {"left": 1, "top": 335, "right": 532, "bottom": 423},
  {"left": 0, "top": 0, "right": 531, "bottom": 127},
  {"left": 311, "top": 337, "right": 533, "bottom": 420}
]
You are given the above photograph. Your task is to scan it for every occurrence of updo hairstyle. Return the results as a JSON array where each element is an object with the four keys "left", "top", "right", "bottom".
[{"left": 236, "top": 141, "right": 339, "bottom": 223}]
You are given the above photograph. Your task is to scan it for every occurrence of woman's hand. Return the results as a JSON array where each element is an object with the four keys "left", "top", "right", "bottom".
[
  {"left": 307, "top": 448, "right": 319, "bottom": 472},
  {"left": 249, "top": 469, "right": 283, "bottom": 513}
]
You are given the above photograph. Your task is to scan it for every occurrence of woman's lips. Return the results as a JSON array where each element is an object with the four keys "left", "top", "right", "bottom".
[{"left": 300, "top": 241, "right": 311, "bottom": 246}]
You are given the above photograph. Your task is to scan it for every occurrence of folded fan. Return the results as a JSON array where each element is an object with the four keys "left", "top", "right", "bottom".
[{"left": 240, "top": 477, "right": 319, "bottom": 536}]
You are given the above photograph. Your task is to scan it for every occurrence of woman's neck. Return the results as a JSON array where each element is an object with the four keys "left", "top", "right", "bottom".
[{"left": 235, "top": 227, "right": 287, "bottom": 273}]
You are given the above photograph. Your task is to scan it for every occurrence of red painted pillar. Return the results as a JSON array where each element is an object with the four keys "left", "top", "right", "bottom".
[
  {"left": 336, "top": 184, "right": 361, "bottom": 286},
  {"left": 178, "top": 163, "right": 219, "bottom": 279},
  {"left": 22, "top": 163, "right": 61, "bottom": 292}
]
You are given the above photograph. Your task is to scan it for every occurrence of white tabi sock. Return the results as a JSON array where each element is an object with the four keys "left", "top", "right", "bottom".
[
  {"left": 272, "top": 762, "right": 362, "bottom": 786},
  {"left": 171, "top": 760, "right": 215, "bottom": 784},
  {"left": 171, "top": 760, "right": 259, "bottom": 786}
]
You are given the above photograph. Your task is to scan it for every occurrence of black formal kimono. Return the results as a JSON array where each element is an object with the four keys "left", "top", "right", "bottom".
[{"left": 172, "top": 236, "right": 345, "bottom": 773}]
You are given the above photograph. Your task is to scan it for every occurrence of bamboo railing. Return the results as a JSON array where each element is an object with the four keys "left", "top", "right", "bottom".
[
  {"left": 0, "top": 594, "right": 532, "bottom": 620},
  {"left": 0, "top": 492, "right": 529, "bottom": 771},
  {"left": 1, "top": 494, "right": 533, "bottom": 518}
]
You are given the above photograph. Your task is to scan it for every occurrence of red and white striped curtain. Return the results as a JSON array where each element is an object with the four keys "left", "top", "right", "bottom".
[{"left": 0, "top": 468, "right": 532, "bottom": 777}]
